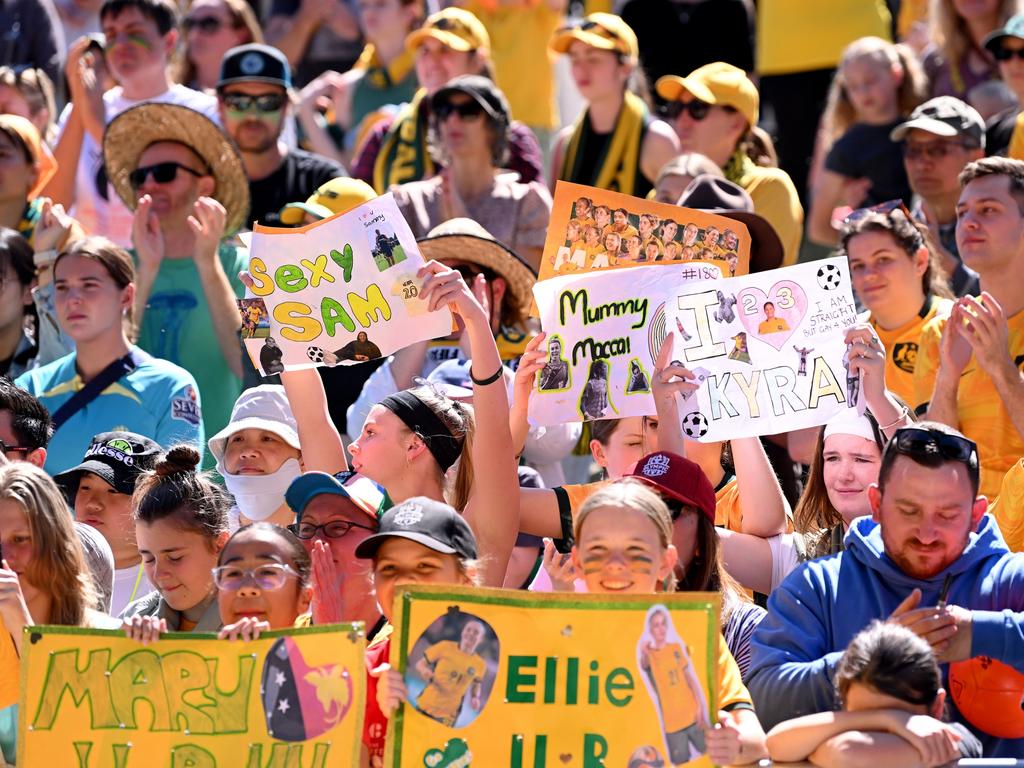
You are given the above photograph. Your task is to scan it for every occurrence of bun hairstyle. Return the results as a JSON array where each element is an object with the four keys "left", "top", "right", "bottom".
[{"left": 133, "top": 445, "right": 230, "bottom": 542}]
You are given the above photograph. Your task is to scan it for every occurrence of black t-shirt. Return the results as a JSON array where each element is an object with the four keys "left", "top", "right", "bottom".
[
  {"left": 986, "top": 106, "right": 1017, "bottom": 156},
  {"left": 825, "top": 121, "right": 912, "bottom": 206},
  {"left": 247, "top": 148, "right": 346, "bottom": 227},
  {"left": 621, "top": 0, "right": 754, "bottom": 106}
]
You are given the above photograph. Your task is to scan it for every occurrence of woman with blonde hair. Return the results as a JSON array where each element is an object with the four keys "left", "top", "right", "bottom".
[
  {"left": 925, "top": 0, "right": 1021, "bottom": 97},
  {"left": 176, "top": 0, "right": 263, "bottom": 92}
]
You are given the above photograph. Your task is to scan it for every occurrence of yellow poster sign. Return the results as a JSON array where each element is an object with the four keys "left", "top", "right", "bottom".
[
  {"left": 387, "top": 586, "right": 722, "bottom": 768},
  {"left": 18, "top": 624, "right": 366, "bottom": 767}
]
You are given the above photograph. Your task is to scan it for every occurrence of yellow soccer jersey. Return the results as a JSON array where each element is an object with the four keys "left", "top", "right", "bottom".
[
  {"left": 715, "top": 478, "right": 743, "bottom": 532},
  {"left": 990, "top": 459, "right": 1024, "bottom": 552},
  {"left": 758, "top": 318, "right": 791, "bottom": 334},
  {"left": 914, "top": 308, "right": 1024, "bottom": 500},
  {"left": 0, "top": 617, "right": 17, "bottom": 709},
  {"left": 607, "top": 223, "right": 639, "bottom": 240},
  {"left": 646, "top": 642, "right": 699, "bottom": 733},
  {"left": 416, "top": 640, "right": 485, "bottom": 722},
  {"left": 870, "top": 296, "right": 951, "bottom": 406}
]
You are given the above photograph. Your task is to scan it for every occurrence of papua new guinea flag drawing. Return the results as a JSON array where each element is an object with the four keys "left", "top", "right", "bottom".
[{"left": 262, "top": 636, "right": 354, "bottom": 741}]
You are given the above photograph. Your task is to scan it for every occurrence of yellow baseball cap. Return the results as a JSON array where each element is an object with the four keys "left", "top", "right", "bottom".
[
  {"left": 405, "top": 8, "right": 489, "bottom": 54},
  {"left": 549, "top": 13, "right": 638, "bottom": 62},
  {"left": 279, "top": 177, "right": 377, "bottom": 225},
  {"left": 656, "top": 62, "right": 759, "bottom": 126}
]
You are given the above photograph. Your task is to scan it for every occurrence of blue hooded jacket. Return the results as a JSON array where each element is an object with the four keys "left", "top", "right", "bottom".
[{"left": 747, "top": 514, "right": 1024, "bottom": 757}]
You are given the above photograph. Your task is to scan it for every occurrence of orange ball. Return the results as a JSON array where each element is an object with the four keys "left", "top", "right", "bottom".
[{"left": 949, "top": 656, "right": 1024, "bottom": 738}]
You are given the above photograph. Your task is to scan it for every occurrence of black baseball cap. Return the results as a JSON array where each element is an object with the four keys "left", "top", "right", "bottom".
[
  {"left": 355, "top": 497, "right": 478, "bottom": 560},
  {"left": 55, "top": 431, "right": 162, "bottom": 497},
  {"left": 432, "top": 75, "right": 510, "bottom": 123},
  {"left": 890, "top": 96, "right": 986, "bottom": 149},
  {"left": 218, "top": 44, "right": 291, "bottom": 90}
]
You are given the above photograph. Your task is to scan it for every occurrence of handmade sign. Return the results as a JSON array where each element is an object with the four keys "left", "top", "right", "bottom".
[
  {"left": 18, "top": 624, "right": 365, "bottom": 766},
  {"left": 537, "top": 181, "right": 751, "bottom": 286},
  {"left": 244, "top": 193, "right": 452, "bottom": 375},
  {"left": 530, "top": 263, "right": 712, "bottom": 425},
  {"left": 666, "top": 256, "right": 859, "bottom": 442},
  {"left": 387, "top": 586, "right": 722, "bottom": 768}
]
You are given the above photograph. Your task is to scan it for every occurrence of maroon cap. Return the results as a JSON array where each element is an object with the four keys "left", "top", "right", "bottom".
[{"left": 627, "top": 451, "right": 716, "bottom": 523}]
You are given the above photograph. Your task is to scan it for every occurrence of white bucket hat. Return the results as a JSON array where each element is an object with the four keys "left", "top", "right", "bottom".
[{"left": 208, "top": 385, "right": 300, "bottom": 462}]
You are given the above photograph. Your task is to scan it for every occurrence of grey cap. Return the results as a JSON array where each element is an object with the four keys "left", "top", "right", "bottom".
[
  {"left": 983, "top": 13, "right": 1024, "bottom": 52},
  {"left": 74, "top": 521, "right": 114, "bottom": 613},
  {"left": 890, "top": 97, "right": 986, "bottom": 149}
]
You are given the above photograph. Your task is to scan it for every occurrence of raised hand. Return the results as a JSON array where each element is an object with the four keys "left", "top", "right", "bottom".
[
  {"left": 188, "top": 196, "right": 228, "bottom": 266},
  {"left": 310, "top": 539, "right": 344, "bottom": 625},
  {"left": 132, "top": 194, "right": 165, "bottom": 274}
]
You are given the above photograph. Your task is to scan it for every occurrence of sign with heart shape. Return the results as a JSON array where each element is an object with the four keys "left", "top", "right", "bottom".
[{"left": 735, "top": 280, "right": 808, "bottom": 350}]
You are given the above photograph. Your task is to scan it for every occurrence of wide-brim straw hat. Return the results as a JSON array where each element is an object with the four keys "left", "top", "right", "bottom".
[
  {"left": 103, "top": 103, "right": 250, "bottom": 235},
  {"left": 416, "top": 218, "right": 536, "bottom": 313}
]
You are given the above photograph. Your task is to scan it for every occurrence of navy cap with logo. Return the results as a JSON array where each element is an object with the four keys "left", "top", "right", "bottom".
[
  {"left": 218, "top": 43, "right": 291, "bottom": 90},
  {"left": 354, "top": 496, "right": 477, "bottom": 560},
  {"left": 54, "top": 431, "right": 163, "bottom": 497}
]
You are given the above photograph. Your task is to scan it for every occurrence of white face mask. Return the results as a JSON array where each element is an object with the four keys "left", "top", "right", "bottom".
[{"left": 220, "top": 458, "right": 302, "bottom": 522}]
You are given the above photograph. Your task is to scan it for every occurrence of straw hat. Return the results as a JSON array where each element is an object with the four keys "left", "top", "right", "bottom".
[
  {"left": 103, "top": 103, "right": 250, "bottom": 234},
  {"left": 416, "top": 218, "right": 536, "bottom": 312}
]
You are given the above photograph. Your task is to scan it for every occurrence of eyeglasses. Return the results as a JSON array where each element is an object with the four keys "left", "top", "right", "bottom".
[
  {"left": 0, "top": 439, "right": 33, "bottom": 456},
  {"left": 129, "top": 161, "right": 206, "bottom": 189},
  {"left": 661, "top": 100, "right": 735, "bottom": 121},
  {"left": 843, "top": 199, "right": 912, "bottom": 224},
  {"left": 993, "top": 46, "right": 1024, "bottom": 61},
  {"left": 212, "top": 563, "right": 299, "bottom": 591},
  {"left": 901, "top": 141, "right": 974, "bottom": 161},
  {"left": 182, "top": 15, "right": 227, "bottom": 33},
  {"left": 434, "top": 99, "right": 485, "bottom": 121},
  {"left": 221, "top": 91, "right": 287, "bottom": 114},
  {"left": 287, "top": 519, "right": 376, "bottom": 540},
  {"left": 887, "top": 427, "right": 979, "bottom": 479}
]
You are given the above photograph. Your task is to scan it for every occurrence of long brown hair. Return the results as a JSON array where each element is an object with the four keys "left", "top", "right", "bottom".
[
  {"left": 404, "top": 385, "right": 476, "bottom": 511},
  {"left": 133, "top": 445, "right": 231, "bottom": 543},
  {"left": 0, "top": 462, "right": 95, "bottom": 626},
  {"left": 0, "top": 66, "right": 56, "bottom": 142},
  {"left": 174, "top": 0, "right": 263, "bottom": 87},
  {"left": 930, "top": 0, "right": 1021, "bottom": 83},
  {"left": 55, "top": 236, "right": 138, "bottom": 335}
]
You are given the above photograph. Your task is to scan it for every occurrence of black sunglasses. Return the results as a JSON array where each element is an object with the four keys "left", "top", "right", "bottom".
[
  {"left": 434, "top": 99, "right": 485, "bottom": 121},
  {"left": 129, "top": 161, "right": 206, "bottom": 189},
  {"left": 887, "top": 427, "right": 979, "bottom": 479},
  {"left": 993, "top": 46, "right": 1024, "bottom": 61},
  {"left": 662, "top": 100, "right": 734, "bottom": 121},
  {"left": 182, "top": 15, "right": 226, "bottom": 33},
  {"left": 0, "top": 439, "right": 33, "bottom": 456},
  {"left": 221, "top": 91, "right": 287, "bottom": 114}
]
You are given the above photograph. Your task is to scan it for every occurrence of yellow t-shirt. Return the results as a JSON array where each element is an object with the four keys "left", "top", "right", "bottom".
[
  {"left": 714, "top": 478, "right": 743, "bottom": 532},
  {"left": 646, "top": 641, "right": 698, "bottom": 732},
  {"left": 607, "top": 223, "right": 639, "bottom": 240},
  {"left": 871, "top": 296, "right": 952, "bottom": 407},
  {"left": 737, "top": 164, "right": 804, "bottom": 268},
  {"left": 756, "top": 0, "right": 891, "bottom": 75},
  {"left": 466, "top": 1, "right": 560, "bottom": 129},
  {"left": 758, "top": 317, "right": 790, "bottom": 334},
  {"left": 913, "top": 308, "right": 1024, "bottom": 500},
  {"left": 0, "top": 618, "right": 17, "bottom": 710},
  {"left": 416, "top": 640, "right": 486, "bottom": 722},
  {"left": 990, "top": 460, "right": 1024, "bottom": 553}
]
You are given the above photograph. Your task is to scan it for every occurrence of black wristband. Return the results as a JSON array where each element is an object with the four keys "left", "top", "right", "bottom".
[{"left": 470, "top": 365, "right": 503, "bottom": 386}]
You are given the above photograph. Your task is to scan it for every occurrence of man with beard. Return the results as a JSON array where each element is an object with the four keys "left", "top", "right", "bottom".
[{"left": 216, "top": 44, "right": 346, "bottom": 226}]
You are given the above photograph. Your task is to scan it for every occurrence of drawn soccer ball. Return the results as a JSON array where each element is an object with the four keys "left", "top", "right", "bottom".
[
  {"left": 681, "top": 412, "right": 709, "bottom": 439},
  {"left": 306, "top": 346, "right": 326, "bottom": 363},
  {"left": 817, "top": 263, "right": 842, "bottom": 291}
]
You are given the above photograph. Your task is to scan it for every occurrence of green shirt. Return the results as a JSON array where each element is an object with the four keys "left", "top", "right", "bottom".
[{"left": 135, "top": 243, "right": 248, "bottom": 459}]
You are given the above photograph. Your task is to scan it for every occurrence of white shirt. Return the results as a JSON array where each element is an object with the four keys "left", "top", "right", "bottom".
[
  {"left": 58, "top": 84, "right": 218, "bottom": 247},
  {"left": 111, "top": 562, "right": 155, "bottom": 617}
]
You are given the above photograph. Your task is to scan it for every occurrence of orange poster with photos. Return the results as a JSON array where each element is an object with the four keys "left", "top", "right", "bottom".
[{"left": 538, "top": 181, "right": 752, "bottom": 285}]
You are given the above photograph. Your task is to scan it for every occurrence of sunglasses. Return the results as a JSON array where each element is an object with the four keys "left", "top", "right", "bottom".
[
  {"left": 0, "top": 438, "right": 33, "bottom": 456},
  {"left": 901, "top": 141, "right": 974, "bottom": 161},
  {"left": 434, "top": 99, "right": 485, "bottom": 121},
  {"left": 993, "top": 46, "right": 1024, "bottom": 61},
  {"left": 843, "top": 199, "right": 912, "bottom": 224},
  {"left": 887, "top": 427, "right": 979, "bottom": 480},
  {"left": 662, "top": 100, "right": 734, "bottom": 121},
  {"left": 129, "top": 161, "right": 206, "bottom": 189},
  {"left": 182, "top": 15, "right": 227, "bottom": 33},
  {"left": 221, "top": 91, "right": 287, "bottom": 114}
]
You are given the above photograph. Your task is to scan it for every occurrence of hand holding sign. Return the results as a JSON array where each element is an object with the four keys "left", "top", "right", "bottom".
[{"left": 0, "top": 559, "right": 30, "bottom": 652}]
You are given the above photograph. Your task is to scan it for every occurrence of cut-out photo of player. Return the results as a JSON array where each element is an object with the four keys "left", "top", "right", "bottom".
[
  {"left": 729, "top": 332, "right": 751, "bottom": 364},
  {"left": 626, "top": 359, "right": 650, "bottom": 394},
  {"left": 659, "top": 218, "right": 679, "bottom": 246},
  {"left": 610, "top": 207, "right": 638, "bottom": 239},
  {"left": 538, "top": 335, "right": 570, "bottom": 391},
  {"left": 794, "top": 345, "right": 814, "bottom": 376},
  {"left": 405, "top": 609, "right": 499, "bottom": 729},
  {"left": 757, "top": 302, "right": 791, "bottom": 334},
  {"left": 625, "top": 233, "right": 643, "bottom": 262},
  {"left": 592, "top": 232, "right": 621, "bottom": 268},
  {"left": 259, "top": 336, "right": 284, "bottom": 375},
  {"left": 369, "top": 224, "right": 406, "bottom": 271},
  {"left": 237, "top": 298, "right": 270, "bottom": 339},
  {"left": 638, "top": 606, "right": 710, "bottom": 766},
  {"left": 682, "top": 223, "right": 699, "bottom": 247},
  {"left": 701, "top": 225, "right": 721, "bottom": 251},
  {"left": 713, "top": 290, "right": 737, "bottom": 323},
  {"left": 579, "top": 358, "right": 612, "bottom": 420},
  {"left": 572, "top": 196, "right": 595, "bottom": 228},
  {"left": 331, "top": 331, "right": 382, "bottom": 363}
]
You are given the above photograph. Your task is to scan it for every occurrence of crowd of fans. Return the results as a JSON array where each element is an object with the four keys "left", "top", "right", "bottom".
[{"left": 1, "top": 0, "right": 1024, "bottom": 765}]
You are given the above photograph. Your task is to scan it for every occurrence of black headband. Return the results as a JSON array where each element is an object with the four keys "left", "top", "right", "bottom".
[{"left": 380, "top": 391, "right": 463, "bottom": 472}]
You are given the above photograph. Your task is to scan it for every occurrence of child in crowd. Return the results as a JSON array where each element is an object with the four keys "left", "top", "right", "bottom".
[
  {"left": 121, "top": 446, "right": 230, "bottom": 641},
  {"left": 571, "top": 482, "right": 767, "bottom": 765},
  {"left": 55, "top": 431, "right": 162, "bottom": 614},
  {"left": 809, "top": 37, "right": 927, "bottom": 245},
  {"left": 766, "top": 621, "right": 982, "bottom": 764}
]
